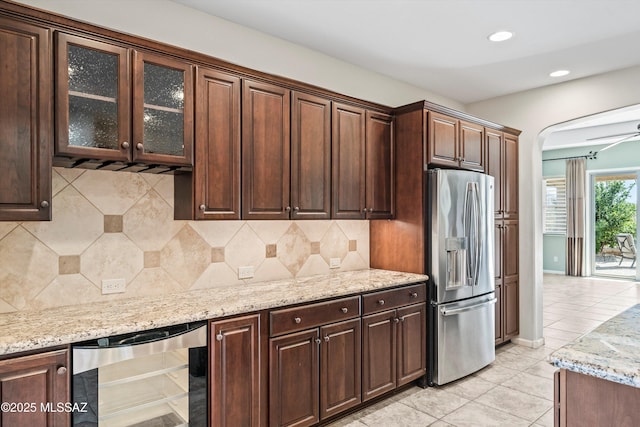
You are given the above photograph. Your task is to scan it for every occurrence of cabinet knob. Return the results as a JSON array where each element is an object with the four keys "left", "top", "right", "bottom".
[
  {"left": 294, "top": 317, "right": 301, "bottom": 324},
  {"left": 400, "top": 317, "right": 405, "bottom": 322},
  {"left": 410, "top": 292, "right": 418, "bottom": 298},
  {"left": 294, "top": 206, "right": 300, "bottom": 211},
  {"left": 57, "top": 366, "right": 67, "bottom": 375},
  {"left": 378, "top": 299, "right": 385, "bottom": 306},
  {"left": 216, "top": 333, "right": 223, "bottom": 341},
  {"left": 40, "top": 200, "right": 49, "bottom": 208},
  {"left": 368, "top": 208, "right": 373, "bottom": 213},
  {"left": 315, "top": 338, "right": 321, "bottom": 344},
  {"left": 121, "top": 141, "right": 130, "bottom": 149},
  {"left": 362, "top": 208, "right": 367, "bottom": 212},
  {"left": 394, "top": 318, "right": 400, "bottom": 324},
  {"left": 285, "top": 206, "right": 291, "bottom": 212},
  {"left": 324, "top": 336, "right": 330, "bottom": 342},
  {"left": 199, "top": 204, "right": 206, "bottom": 211},
  {"left": 136, "top": 143, "right": 144, "bottom": 151},
  {"left": 341, "top": 307, "right": 348, "bottom": 313}
]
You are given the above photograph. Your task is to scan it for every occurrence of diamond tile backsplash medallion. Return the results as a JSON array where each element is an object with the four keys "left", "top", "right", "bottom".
[{"left": 0, "top": 168, "right": 370, "bottom": 313}]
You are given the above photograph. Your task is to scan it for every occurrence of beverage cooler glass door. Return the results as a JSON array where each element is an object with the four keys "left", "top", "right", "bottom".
[{"left": 72, "top": 322, "right": 207, "bottom": 427}]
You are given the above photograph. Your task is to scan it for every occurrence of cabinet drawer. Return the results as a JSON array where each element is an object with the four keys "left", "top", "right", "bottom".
[
  {"left": 270, "top": 296, "right": 360, "bottom": 336},
  {"left": 362, "top": 284, "right": 426, "bottom": 314}
]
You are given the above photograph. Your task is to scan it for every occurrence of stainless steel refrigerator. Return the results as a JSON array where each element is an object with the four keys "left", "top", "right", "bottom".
[{"left": 426, "top": 169, "right": 496, "bottom": 386}]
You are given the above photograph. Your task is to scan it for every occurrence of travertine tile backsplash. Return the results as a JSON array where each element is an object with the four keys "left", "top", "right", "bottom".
[{"left": 0, "top": 168, "right": 369, "bottom": 313}]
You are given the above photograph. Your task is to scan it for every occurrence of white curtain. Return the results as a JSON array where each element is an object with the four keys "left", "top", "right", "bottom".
[{"left": 566, "top": 158, "right": 586, "bottom": 276}]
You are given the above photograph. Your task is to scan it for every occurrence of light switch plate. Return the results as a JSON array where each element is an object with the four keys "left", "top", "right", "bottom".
[
  {"left": 329, "top": 258, "right": 341, "bottom": 269},
  {"left": 102, "top": 278, "right": 126, "bottom": 294},
  {"left": 238, "top": 266, "right": 254, "bottom": 279}
]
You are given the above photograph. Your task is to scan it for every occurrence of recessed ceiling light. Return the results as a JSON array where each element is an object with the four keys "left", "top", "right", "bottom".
[
  {"left": 488, "top": 31, "right": 513, "bottom": 42},
  {"left": 550, "top": 70, "right": 570, "bottom": 77}
]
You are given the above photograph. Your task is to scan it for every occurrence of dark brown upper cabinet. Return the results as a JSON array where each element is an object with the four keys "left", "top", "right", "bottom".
[
  {"left": 242, "top": 79, "right": 291, "bottom": 220},
  {"left": 55, "top": 33, "right": 194, "bottom": 167},
  {"left": 427, "top": 112, "right": 484, "bottom": 172},
  {"left": 0, "top": 17, "right": 51, "bottom": 221},
  {"left": 193, "top": 67, "right": 241, "bottom": 220},
  {"left": 291, "top": 91, "right": 332, "bottom": 219},
  {"left": 332, "top": 102, "right": 366, "bottom": 219},
  {"left": 366, "top": 111, "right": 395, "bottom": 219},
  {"left": 332, "top": 105, "right": 395, "bottom": 220},
  {"left": 486, "top": 130, "right": 518, "bottom": 219}
]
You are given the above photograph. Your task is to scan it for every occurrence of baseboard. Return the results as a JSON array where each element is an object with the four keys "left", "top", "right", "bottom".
[
  {"left": 543, "top": 270, "right": 565, "bottom": 275},
  {"left": 511, "top": 337, "right": 545, "bottom": 348}
]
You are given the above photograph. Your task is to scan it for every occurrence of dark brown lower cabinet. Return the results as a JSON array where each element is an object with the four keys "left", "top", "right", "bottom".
[
  {"left": 554, "top": 369, "right": 640, "bottom": 426},
  {"left": 269, "top": 319, "right": 361, "bottom": 427},
  {"left": 362, "top": 303, "right": 426, "bottom": 401},
  {"left": 210, "top": 313, "right": 267, "bottom": 427},
  {"left": 0, "top": 348, "right": 69, "bottom": 427}
]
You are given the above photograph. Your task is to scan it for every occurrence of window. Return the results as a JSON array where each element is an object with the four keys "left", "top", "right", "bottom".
[{"left": 544, "top": 177, "right": 566, "bottom": 234}]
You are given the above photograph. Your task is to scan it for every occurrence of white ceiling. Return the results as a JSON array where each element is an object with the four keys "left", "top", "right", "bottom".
[{"left": 172, "top": 0, "right": 640, "bottom": 149}]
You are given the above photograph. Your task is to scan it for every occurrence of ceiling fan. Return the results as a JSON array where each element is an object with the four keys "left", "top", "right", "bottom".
[{"left": 586, "top": 122, "right": 640, "bottom": 153}]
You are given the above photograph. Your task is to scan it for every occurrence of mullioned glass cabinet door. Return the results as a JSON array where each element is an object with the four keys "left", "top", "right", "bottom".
[
  {"left": 55, "top": 33, "right": 131, "bottom": 162},
  {"left": 132, "top": 51, "right": 194, "bottom": 166}
]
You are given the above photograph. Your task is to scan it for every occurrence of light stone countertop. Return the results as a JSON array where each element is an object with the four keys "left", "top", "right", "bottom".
[
  {"left": 0, "top": 269, "right": 428, "bottom": 356},
  {"left": 548, "top": 303, "right": 640, "bottom": 388}
]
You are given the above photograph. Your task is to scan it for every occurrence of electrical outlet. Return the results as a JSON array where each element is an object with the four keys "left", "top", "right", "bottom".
[
  {"left": 329, "top": 258, "right": 341, "bottom": 269},
  {"left": 102, "top": 278, "right": 126, "bottom": 294},
  {"left": 238, "top": 266, "right": 254, "bottom": 279}
]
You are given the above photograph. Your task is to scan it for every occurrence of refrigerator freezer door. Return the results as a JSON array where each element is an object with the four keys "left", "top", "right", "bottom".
[{"left": 432, "top": 294, "right": 496, "bottom": 385}]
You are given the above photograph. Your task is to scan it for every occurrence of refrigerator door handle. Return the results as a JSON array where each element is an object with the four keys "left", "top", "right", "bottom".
[
  {"left": 472, "top": 182, "right": 481, "bottom": 286},
  {"left": 439, "top": 298, "right": 497, "bottom": 316},
  {"left": 464, "top": 183, "right": 473, "bottom": 285}
]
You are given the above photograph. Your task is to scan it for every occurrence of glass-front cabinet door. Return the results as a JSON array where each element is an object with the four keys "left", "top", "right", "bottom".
[
  {"left": 55, "top": 33, "right": 131, "bottom": 161},
  {"left": 132, "top": 51, "right": 193, "bottom": 166},
  {"left": 55, "top": 33, "right": 194, "bottom": 167}
]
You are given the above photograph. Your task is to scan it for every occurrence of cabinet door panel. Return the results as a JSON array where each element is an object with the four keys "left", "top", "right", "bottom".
[
  {"left": 291, "top": 92, "right": 331, "bottom": 219},
  {"left": 0, "top": 349, "right": 69, "bottom": 427},
  {"left": 397, "top": 303, "right": 427, "bottom": 385},
  {"left": 485, "top": 129, "right": 503, "bottom": 217},
  {"left": 270, "top": 329, "right": 319, "bottom": 427},
  {"left": 366, "top": 111, "right": 394, "bottom": 219},
  {"left": 332, "top": 102, "right": 366, "bottom": 219},
  {"left": 504, "top": 278, "right": 519, "bottom": 339},
  {"left": 503, "top": 221, "right": 519, "bottom": 280},
  {"left": 0, "top": 18, "right": 51, "bottom": 220},
  {"left": 320, "top": 319, "right": 361, "bottom": 420},
  {"left": 55, "top": 33, "right": 130, "bottom": 162},
  {"left": 361, "top": 310, "right": 396, "bottom": 401},
  {"left": 195, "top": 67, "right": 241, "bottom": 219},
  {"left": 494, "top": 221, "right": 504, "bottom": 283},
  {"left": 503, "top": 133, "right": 519, "bottom": 219},
  {"left": 494, "top": 283, "right": 503, "bottom": 344},
  {"left": 243, "top": 80, "right": 291, "bottom": 219},
  {"left": 427, "top": 112, "right": 458, "bottom": 168},
  {"left": 459, "top": 120, "right": 484, "bottom": 172},
  {"left": 211, "top": 314, "right": 261, "bottom": 427},
  {"left": 132, "top": 50, "right": 194, "bottom": 165}
]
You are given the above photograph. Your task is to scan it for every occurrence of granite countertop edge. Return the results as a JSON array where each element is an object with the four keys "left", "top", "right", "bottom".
[
  {"left": 0, "top": 269, "right": 429, "bottom": 356},
  {"left": 547, "top": 303, "right": 640, "bottom": 389}
]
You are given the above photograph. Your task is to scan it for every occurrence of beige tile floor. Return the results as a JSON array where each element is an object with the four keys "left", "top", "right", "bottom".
[{"left": 328, "top": 274, "right": 640, "bottom": 427}]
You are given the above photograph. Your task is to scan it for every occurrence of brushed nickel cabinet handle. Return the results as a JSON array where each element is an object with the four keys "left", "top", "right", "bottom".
[
  {"left": 368, "top": 208, "right": 373, "bottom": 213},
  {"left": 324, "top": 336, "right": 330, "bottom": 342},
  {"left": 410, "top": 292, "right": 418, "bottom": 298},
  {"left": 294, "top": 206, "right": 300, "bottom": 211},
  {"left": 362, "top": 208, "right": 367, "bottom": 212},
  {"left": 136, "top": 143, "right": 144, "bottom": 150},
  {"left": 341, "top": 307, "right": 348, "bottom": 313},
  {"left": 378, "top": 299, "right": 385, "bottom": 306},
  {"left": 40, "top": 200, "right": 49, "bottom": 208},
  {"left": 121, "top": 141, "right": 130, "bottom": 149},
  {"left": 315, "top": 338, "right": 321, "bottom": 344},
  {"left": 216, "top": 333, "right": 223, "bottom": 341},
  {"left": 285, "top": 206, "right": 291, "bottom": 212},
  {"left": 57, "top": 366, "right": 67, "bottom": 375},
  {"left": 199, "top": 204, "right": 206, "bottom": 211},
  {"left": 394, "top": 318, "right": 400, "bottom": 324},
  {"left": 294, "top": 317, "right": 301, "bottom": 324}
]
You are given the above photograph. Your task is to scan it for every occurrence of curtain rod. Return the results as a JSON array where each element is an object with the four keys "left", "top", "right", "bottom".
[{"left": 542, "top": 151, "right": 598, "bottom": 162}]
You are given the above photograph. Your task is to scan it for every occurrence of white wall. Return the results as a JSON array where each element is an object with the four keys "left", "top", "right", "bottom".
[
  {"left": 466, "top": 65, "right": 640, "bottom": 344},
  {"left": 13, "top": 0, "right": 463, "bottom": 110}
]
